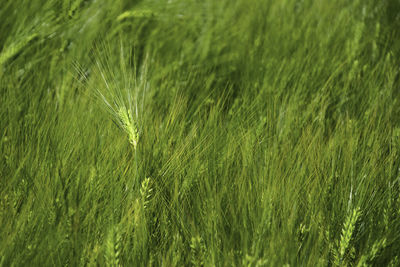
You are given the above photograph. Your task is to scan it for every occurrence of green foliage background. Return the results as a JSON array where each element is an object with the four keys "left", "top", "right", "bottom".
[{"left": 1, "top": 0, "right": 400, "bottom": 266}]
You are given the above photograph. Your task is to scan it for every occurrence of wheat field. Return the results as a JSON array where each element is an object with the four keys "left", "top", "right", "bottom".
[{"left": 1, "top": 0, "right": 400, "bottom": 266}]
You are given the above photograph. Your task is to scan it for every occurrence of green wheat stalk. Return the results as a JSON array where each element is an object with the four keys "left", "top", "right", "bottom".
[
  {"left": 190, "top": 236, "right": 205, "bottom": 267},
  {"left": 117, "top": 106, "right": 139, "bottom": 149},
  {"left": 140, "top": 177, "right": 152, "bottom": 210},
  {"left": 0, "top": 33, "right": 38, "bottom": 67},
  {"left": 334, "top": 207, "right": 361, "bottom": 266},
  {"left": 105, "top": 225, "right": 122, "bottom": 267}
]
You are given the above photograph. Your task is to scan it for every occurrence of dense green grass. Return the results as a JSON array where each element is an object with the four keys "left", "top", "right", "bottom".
[{"left": 1, "top": 0, "right": 400, "bottom": 266}]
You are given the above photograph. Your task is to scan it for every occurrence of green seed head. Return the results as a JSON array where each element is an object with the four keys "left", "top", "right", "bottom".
[{"left": 118, "top": 106, "right": 139, "bottom": 149}]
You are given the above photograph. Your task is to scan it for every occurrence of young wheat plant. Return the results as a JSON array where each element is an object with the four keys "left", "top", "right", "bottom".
[{"left": 84, "top": 45, "right": 150, "bottom": 150}]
